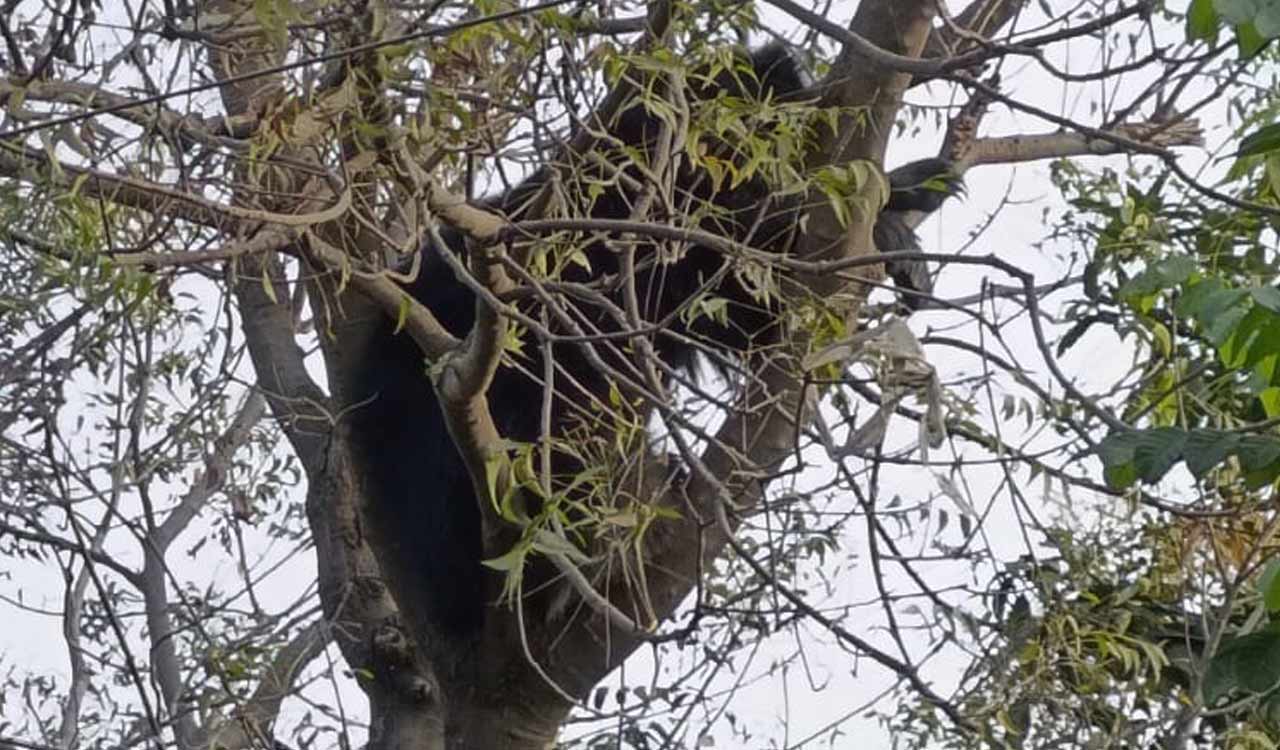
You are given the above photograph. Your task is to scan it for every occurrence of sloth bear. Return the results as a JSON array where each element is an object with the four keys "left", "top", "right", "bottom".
[{"left": 348, "top": 43, "right": 961, "bottom": 638}]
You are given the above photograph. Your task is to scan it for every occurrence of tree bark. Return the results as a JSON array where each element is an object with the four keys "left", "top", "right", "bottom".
[
  {"left": 229, "top": 0, "right": 946, "bottom": 745},
  {"left": 398, "top": 1, "right": 943, "bottom": 744},
  {"left": 203, "top": 3, "right": 443, "bottom": 746}
]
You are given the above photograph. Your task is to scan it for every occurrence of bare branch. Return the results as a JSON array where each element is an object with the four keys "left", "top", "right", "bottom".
[
  {"left": 967, "top": 119, "right": 1206, "bottom": 165},
  {"left": 0, "top": 142, "right": 348, "bottom": 232},
  {"left": 155, "top": 392, "right": 267, "bottom": 549}
]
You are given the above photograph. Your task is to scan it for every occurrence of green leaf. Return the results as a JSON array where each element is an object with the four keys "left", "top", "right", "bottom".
[
  {"left": 1237, "top": 22, "right": 1269, "bottom": 56},
  {"left": 1103, "top": 461, "right": 1139, "bottom": 489},
  {"left": 1216, "top": 0, "right": 1258, "bottom": 26},
  {"left": 1177, "top": 278, "right": 1236, "bottom": 320},
  {"left": 1240, "top": 123, "right": 1280, "bottom": 157},
  {"left": 1258, "top": 356, "right": 1280, "bottom": 391},
  {"left": 1098, "top": 430, "right": 1143, "bottom": 467},
  {"left": 1253, "top": 286, "right": 1280, "bottom": 312},
  {"left": 1220, "top": 0, "right": 1280, "bottom": 39},
  {"left": 1260, "top": 1, "right": 1280, "bottom": 37},
  {"left": 1261, "top": 386, "right": 1280, "bottom": 417},
  {"left": 1196, "top": 289, "right": 1252, "bottom": 345},
  {"left": 1238, "top": 435, "right": 1280, "bottom": 473},
  {"left": 1261, "top": 559, "right": 1280, "bottom": 612},
  {"left": 1120, "top": 255, "right": 1197, "bottom": 298},
  {"left": 394, "top": 294, "right": 410, "bottom": 334},
  {"left": 1099, "top": 431, "right": 1143, "bottom": 488},
  {"left": 1205, "top": 629, "right": 1280, "bottom": 703},
  {"left": 1265, "top": 153, "right": 1280, "bottom": 200},
  {"left": 1222, "top": 305, "right": 1280, "bottom": 372},
  {"left": 1245, "top": 463, "right": 1280, "bottom": 489},
  {"left": 481, "top": 546, "right": 527, "bottom": 572},
  {"left": 260, "top": 264, "right": 278, "bottom": 304},
  {"left": 1151, "top": 320, "right": 1173, "bottom": 357},
  {"left": 1185, "top": 429, "right": 1241, "bottom": 477},
  {"left": 1188, "top": 0, "right": 1221, "bottom": 42},
  {"left": 1234, "top": 632, "right": 1280, "bottom": 692},
  {"left": 1205, "top": 642, "right": 1240, "bottom": 705},
  {"left": 1132, "top": 427, "right": 1189, "bottom": 483}
]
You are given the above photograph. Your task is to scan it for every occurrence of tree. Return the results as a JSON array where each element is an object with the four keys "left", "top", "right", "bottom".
[{"left": 3, "top": 0, "right": 1278, "bottom": 748}]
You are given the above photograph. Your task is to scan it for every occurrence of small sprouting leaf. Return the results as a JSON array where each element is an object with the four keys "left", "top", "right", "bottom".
[
  {"left": 1260, "top": 560, "right": 1280, "bottom": 612},
  {"left": 394, "top": 294, "right": 410, "bottom": 334},
  {"left": 481, "top": 546, "right": 526, "bottom": 572},
  {"left": 260, "top": 264, "right": 278, "bottom": 304}
]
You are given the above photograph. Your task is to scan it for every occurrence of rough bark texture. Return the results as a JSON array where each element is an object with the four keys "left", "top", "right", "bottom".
[{"left": 204, "top": 3, "right": 443, "bottom": 747}]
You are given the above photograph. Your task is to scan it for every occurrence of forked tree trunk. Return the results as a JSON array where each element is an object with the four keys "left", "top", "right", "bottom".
[{"left": 212, "top": 0, "right": 944, "bottom": 746}]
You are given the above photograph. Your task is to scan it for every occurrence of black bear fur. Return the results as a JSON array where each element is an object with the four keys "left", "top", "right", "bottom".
[{"left": 348, "top": 43, "right": 961, "bottom": 638}]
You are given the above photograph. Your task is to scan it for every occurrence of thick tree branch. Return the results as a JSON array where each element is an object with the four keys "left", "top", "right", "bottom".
[
  {"left": 966, "top": 120, "right": 1205, "bottom": 165},
  {"left": 199, "top": 9, "right": 452, "bottom": 750},
  {"left": 233, "top": 256, "right": 331, "bottom": 471}
]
